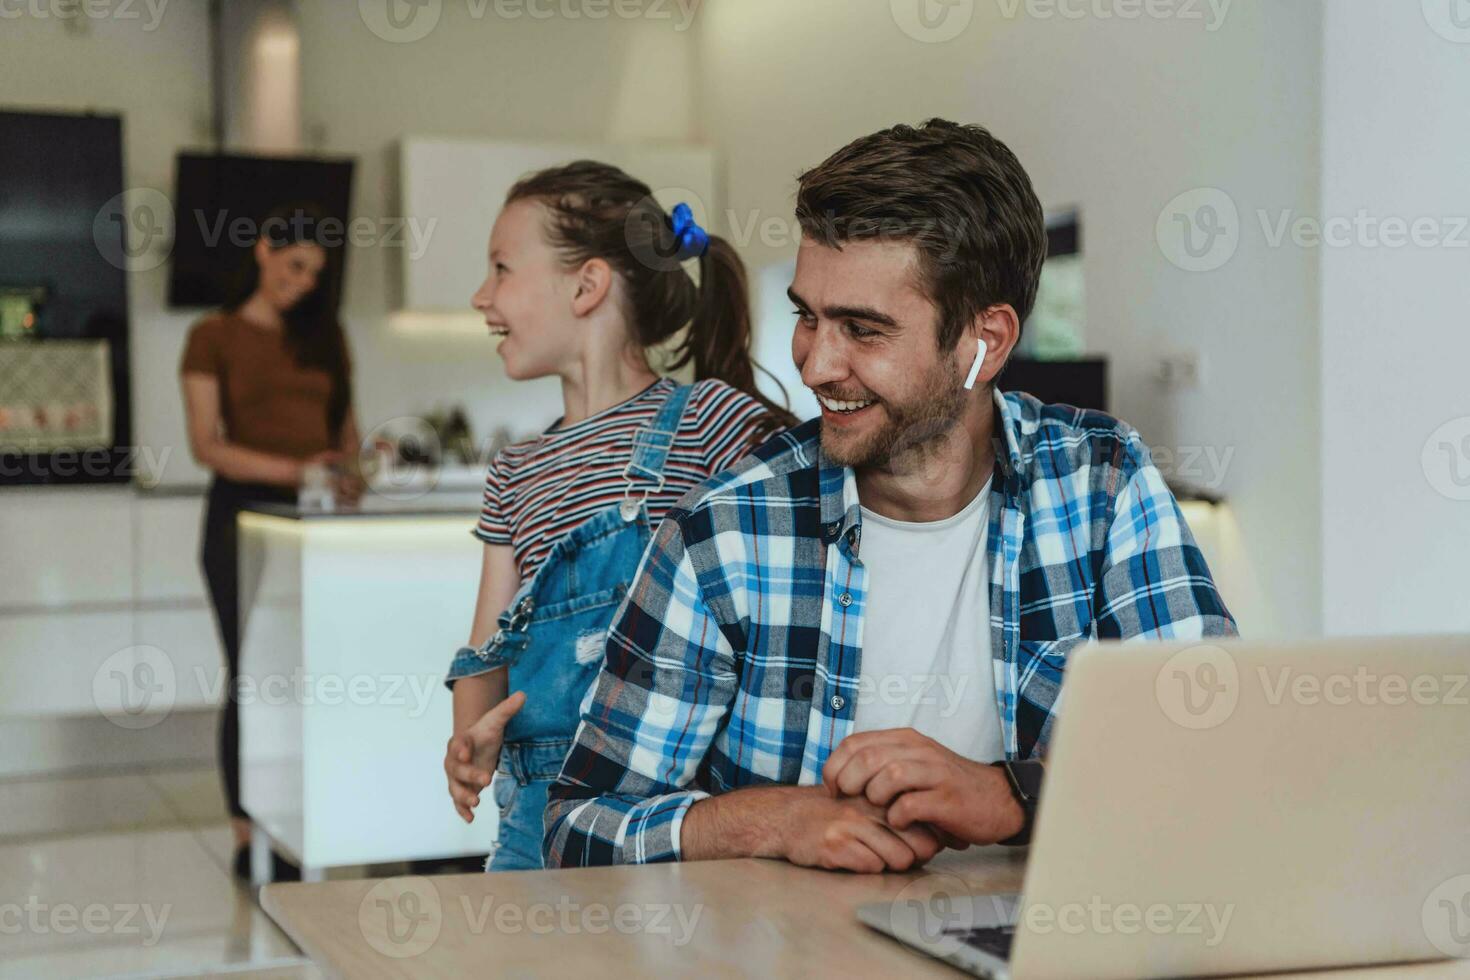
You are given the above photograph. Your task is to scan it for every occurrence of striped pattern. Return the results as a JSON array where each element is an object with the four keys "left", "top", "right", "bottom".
[
  {"left": 543, "top": 389, "right": 1238, "bottom": 867},
  {"left": 477, "top": 378, "right": 777, "bottom": 582}
]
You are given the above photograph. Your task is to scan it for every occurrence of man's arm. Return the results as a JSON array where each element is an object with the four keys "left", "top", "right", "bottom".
[
  {"left": 818, "top": 443, "right": 1234, "bottom": 841},
  {"left": 1095, "top": 448, "right": 1238, "bottom": 640},
  {"left": 543, "top": 513, "right": 740, "bottom": 867},
  {"left": 544, "top": 510, "right": 945, "bottom": 871},
  {"left": 680, "top": 784, "right": 943, "bottom": 872}
]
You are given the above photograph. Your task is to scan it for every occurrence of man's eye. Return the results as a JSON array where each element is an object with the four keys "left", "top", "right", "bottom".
[
  {"left": 495, "top": 263, "right": 510, "bottom": 274},
  {"left": 847, "top": 322, "right": 877, "bottom": 340},
  {"left": 792, "top": 308, "right": 814, "bottom": 325}
]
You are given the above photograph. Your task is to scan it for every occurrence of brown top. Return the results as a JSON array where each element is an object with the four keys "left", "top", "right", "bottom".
[{"left": 180, "top": 312, "right": 345, "bottom": 460}]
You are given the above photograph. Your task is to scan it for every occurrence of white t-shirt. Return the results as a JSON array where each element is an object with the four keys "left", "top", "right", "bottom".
[{"left": 850, "top": 478, "right": 1003, "bottom": 763}]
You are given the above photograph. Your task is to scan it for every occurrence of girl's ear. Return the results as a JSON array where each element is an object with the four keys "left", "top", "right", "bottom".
[
  {"left": 570, "top": 257, "right": 614, "bottom": 317},
  {"left": 253, "top": 237, "right": 274, "bottom": 269}
]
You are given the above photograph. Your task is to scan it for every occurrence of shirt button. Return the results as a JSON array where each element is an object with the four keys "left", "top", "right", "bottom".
[
  {"left": 837, "top": 591, "right": 853, "bottom": 607},
  {"left": 830, "top": 695, "right": 846, "bottom": 710}
]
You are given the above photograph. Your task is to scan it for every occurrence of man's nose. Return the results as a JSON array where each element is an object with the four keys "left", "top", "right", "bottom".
[{"left": 799, "top": 323, "right": 848, "bottom": 389}]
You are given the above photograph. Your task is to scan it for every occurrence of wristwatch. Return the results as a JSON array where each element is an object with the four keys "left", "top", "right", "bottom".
[{"left": 990, "top": 759, "right": 1045, "bottom": 846}]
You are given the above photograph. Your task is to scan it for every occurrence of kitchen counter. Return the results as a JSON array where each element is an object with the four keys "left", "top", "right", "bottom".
[{"left": 236, "top": 490, "right": 492, "bottom": 880}]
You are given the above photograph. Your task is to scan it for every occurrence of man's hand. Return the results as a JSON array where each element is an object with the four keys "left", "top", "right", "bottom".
[
  {"left": 779, "top": 789, "right": 945, "bottom": 873},
  {"left": 680, "top": 784, "right": 942, "bottom": 872},
  {"left": 821, "top": 728, "right": 1025, "bottom": 846},
  {"left": 444, "top": 691, "right": 525, "bottom": 823}
]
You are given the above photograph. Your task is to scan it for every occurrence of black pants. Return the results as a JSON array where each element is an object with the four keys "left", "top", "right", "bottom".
[{"left": 200, "top": 478, "right": 295, "bottom": 819}]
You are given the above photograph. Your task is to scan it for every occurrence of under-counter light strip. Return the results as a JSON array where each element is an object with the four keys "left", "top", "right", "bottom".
[
  {"left": 388, "top": 312, "right": 489, "bottom": 338},
  {"left": 237, "top": 511, "right": 474, "bottom": 540}
]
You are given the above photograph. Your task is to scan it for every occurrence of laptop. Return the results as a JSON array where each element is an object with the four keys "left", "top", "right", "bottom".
[{"left": 858, "top": 634, "right": 1470, "bottom": 978}]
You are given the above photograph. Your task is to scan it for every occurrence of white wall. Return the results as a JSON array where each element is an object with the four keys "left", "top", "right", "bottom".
[
  {"left": 694, "top": 0, "right": 1324, "bottom": 637},
  {"left": 292, "top": 1, "right": 703, "bottom": 451},
  {"left": 1319, "top": 3, "right": 1470, "bottom": 635}
]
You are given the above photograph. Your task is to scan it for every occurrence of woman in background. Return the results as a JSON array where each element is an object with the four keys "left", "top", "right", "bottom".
[
  {"left": 442, "top": 161, "right": 793, "bottom": 870},
  {"left": 180, "top": 206, "right": 362, "bottom": 878}
]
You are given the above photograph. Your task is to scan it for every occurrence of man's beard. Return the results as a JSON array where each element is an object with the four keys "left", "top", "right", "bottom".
[{"left": 819, "top": 358, "right": 968, "bottom": 470}]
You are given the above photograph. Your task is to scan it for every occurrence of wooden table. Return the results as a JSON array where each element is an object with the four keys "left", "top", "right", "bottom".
[{"left": 262, "top": 849, "right": 1470, "bottom": 979}]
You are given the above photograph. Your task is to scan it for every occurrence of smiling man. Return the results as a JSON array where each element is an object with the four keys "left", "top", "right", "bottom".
[{"left": 543, "top": 119, "right": 1237, "bottom": 872}]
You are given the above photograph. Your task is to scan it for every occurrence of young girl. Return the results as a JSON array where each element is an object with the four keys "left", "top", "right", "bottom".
[{"left": 441, "top": 161, "right": 794, "bottom": 871}]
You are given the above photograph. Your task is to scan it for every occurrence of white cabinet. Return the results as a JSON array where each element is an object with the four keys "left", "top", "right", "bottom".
[
  {"left": 396, "top": 137, "right": 717, "bottom": 311},
  {"left": 0, "top": 609, "right": 136, "bottom": 717},
  {"left": 0, "top": 488, "right": 134, "bottom": 609},
  {"left": 134, "top": 495, "right": 208, "bottom": 603},
  {"left": 134, "top": 494, "right": 220, "bottom": 712},
  {"left": 0, "top": 488, "right": 219, "bottom": 721},
  {"left": 134, "top": 606, "right": 225, "bottom": 710}
]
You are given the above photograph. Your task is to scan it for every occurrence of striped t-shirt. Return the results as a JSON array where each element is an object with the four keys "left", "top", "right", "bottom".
[{"left": 476, "top": 377, "right": 780, "bottom": 582}]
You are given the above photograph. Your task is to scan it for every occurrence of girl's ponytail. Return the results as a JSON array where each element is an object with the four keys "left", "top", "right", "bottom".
[
  {"left": 507, "top": 161, "right": 796, "bottom": 439},
  {"left": 677, "top": 235, "right": 797, "bottom": 436}
]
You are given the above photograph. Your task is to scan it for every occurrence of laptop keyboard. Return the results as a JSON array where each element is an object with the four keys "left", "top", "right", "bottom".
[{"left": 946, "top": 924, "right": 1016, "bottom": 960}]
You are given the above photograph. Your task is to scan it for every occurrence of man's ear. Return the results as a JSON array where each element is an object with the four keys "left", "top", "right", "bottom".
[
  {"left": 253, "top": 237, "right": 273, "bottom": 268},
  {"left": 569, "top": 257, "right": 614, "bottom": 318},
  {"left": 961, "top": 304, "right": 1022, "bottom": 390}
]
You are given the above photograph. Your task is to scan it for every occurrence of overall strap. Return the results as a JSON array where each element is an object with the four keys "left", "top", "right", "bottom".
[{"left": 623, "top": 383, "right": 694, "bottom": 488}]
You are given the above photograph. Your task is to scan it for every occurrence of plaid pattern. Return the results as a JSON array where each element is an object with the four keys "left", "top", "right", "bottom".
[{"left": 545, "top": 390, "right": 1237, "bottom": 867}]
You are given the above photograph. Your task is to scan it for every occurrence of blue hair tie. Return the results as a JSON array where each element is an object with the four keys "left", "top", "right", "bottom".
[{"left": 670, "top": 202, "right": 710, "bottom": 261}]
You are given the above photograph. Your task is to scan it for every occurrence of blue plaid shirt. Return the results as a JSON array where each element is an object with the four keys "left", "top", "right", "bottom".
[{"left": 544, "top": 390, "right": 1237, "bottom": 867}]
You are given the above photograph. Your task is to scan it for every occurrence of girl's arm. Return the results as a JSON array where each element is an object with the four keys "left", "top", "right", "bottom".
[
  {"left": 445, "top": 542, "right": 522, "bottom": 821},
  {"left": 182, "top": 372, "right": 321, "bottom": 487},
  {"left": 452, "top": 542, "right": 521, "bottom": 732}
]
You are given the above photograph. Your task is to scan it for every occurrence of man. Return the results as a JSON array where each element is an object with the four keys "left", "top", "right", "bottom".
[{"left": 539, "top": 119, "right": 1236, "bottom": 872}]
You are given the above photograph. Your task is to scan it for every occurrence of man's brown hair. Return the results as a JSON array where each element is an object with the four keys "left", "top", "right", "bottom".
[{"left": 794, "top": 118, "right": 1047, "bottom": 352}]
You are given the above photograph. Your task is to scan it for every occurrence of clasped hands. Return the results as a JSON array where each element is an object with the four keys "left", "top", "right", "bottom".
[{"left": 794, "top": 728, "right": 1026, "bottom": 874}]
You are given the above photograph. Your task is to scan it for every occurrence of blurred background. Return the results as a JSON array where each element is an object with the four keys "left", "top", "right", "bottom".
[{"left": 1, "top": 1, "right": 1468, "bottom": 976}]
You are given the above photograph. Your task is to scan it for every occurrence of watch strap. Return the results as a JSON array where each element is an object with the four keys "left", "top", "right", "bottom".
[{"left": 992, "top": 759, "right": 1044, "bottom": 846}]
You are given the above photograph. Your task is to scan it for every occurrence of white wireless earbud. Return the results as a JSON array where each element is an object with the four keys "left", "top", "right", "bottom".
[{"left": 963, "top": 339, "right": 988, "bottom": 390}]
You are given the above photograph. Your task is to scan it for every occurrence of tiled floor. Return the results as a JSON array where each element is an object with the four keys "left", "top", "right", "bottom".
[{"left": 0, "top": 764, "right": 319, "bottom": 979}]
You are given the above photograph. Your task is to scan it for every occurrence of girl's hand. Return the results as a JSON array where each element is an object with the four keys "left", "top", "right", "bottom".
[{"left": 444, "top": 691, "right": 526, "bottom": 822}]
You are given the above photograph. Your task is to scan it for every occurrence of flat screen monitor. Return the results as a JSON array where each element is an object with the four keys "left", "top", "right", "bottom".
[{"left": 168, "top": 152, "right": 355, "bottom": 309}]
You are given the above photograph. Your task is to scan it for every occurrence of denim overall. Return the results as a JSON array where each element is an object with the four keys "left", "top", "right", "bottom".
[{"left": 468, "top": 384, "right": 692, "bottom": 871}]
